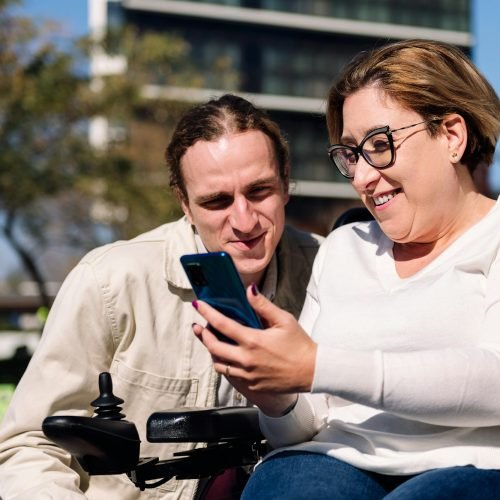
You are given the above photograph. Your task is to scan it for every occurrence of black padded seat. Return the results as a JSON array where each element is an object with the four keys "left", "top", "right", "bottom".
[{"left": 332, "top": 206, "right": 374, "bottom": 231}]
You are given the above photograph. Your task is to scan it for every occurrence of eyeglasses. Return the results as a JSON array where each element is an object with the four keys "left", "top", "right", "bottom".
[{"left": 327, "top": 120, "right": 434, "bottom": 179}]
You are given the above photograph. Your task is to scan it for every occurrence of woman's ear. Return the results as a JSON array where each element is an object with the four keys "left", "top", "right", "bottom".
[{"left": 441, "top": 114, "right": 467, "bottom": 164}]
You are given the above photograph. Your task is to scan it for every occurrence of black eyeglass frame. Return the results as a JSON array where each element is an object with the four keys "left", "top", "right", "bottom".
[{"left": 327, "top": 120, "right": 433, "bottom": 179}]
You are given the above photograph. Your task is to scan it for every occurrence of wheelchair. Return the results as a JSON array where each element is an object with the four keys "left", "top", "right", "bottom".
[
  {"left": 42, "top": 371, "right": 265, "bottom": 495},
  {"left": 42, "top": 206, "right": 373, "bottom": 496}
]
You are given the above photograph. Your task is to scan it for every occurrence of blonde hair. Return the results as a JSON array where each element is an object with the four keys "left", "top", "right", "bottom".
[{"left": 327, "top": 39, "right": 500, "bottom": 172}]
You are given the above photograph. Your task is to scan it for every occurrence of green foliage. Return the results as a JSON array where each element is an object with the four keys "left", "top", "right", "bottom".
[{"left": 0, "top": 0, "right": 205, "bottom": 295}]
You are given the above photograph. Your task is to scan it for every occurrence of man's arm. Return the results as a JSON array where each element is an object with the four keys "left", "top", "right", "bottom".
[{"left": 0, "top": 262, "right": 115, "bottom": 498}]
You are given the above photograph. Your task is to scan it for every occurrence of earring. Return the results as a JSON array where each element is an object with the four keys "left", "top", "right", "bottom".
[{"left": 452, "top": 152, "right": 458, "bottom": 162}]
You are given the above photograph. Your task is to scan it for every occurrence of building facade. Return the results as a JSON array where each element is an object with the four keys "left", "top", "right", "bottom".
[{"left": 89, "top": 0, "right": 472, "bottom": 234}]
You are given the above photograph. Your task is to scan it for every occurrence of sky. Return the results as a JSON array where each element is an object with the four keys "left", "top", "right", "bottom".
[
  {"left": 1, "top": 0, "right": 499, "bottom": 277},
  {"left": 473, "top": 0, "right": 500, "bottom": 192},
  {"left": 17, "top": 0, "right": 89, "bottom": 37}
]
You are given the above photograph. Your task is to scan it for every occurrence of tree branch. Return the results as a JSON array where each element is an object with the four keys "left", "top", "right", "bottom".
[{"left": 2, "top": 208, "right": 51, "bottom": 309}]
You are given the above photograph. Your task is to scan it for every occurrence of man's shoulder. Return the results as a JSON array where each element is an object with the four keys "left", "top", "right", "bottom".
[
  {"left": 80, "top": 217, "right": 190, "bottom": 268},
  {"left": 273, "top": 226, "right": 323, "bottom": 316},
  {"left": 282, "top": 225, "right": 324, "bottom": 249},
  {"left": 277, "top": 225, "right": 324, "bottom": 272}
]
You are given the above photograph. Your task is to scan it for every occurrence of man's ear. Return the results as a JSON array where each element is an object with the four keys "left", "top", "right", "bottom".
[
  {"left": 283, "top": 163, "right": 290, "bottom": 205},
  {"left": 180, "top": 196, "right": 194, "bottom": 225},
  {"left": 442, "top": 113, "right": 467, "bottom": 163},
  {"left": 283, "top": 188, "right": 290, "bottom": 206}
]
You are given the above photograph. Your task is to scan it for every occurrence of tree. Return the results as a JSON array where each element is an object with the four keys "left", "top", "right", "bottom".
[{"left": 0, "top": 0, "right": 212, "bottom": 308}]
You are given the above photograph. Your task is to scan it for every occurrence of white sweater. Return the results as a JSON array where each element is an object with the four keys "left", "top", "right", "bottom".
[{"left": 260, "top": 197, "right": 500, "bottom": 474}]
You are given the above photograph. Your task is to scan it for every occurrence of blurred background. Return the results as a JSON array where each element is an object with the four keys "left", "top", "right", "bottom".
[{"left": 1, "top": 0, "right": 499, "bottom": 418}]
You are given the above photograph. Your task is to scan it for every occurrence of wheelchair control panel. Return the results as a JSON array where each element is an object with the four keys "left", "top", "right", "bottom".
[{"left": 42, "top": 372, "right": 266, "bottom": 490}]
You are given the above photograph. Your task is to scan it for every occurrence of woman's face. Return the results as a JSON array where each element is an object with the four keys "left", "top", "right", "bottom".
[{"left": 342, "top": 85, "right": 462, "bottom": 244}]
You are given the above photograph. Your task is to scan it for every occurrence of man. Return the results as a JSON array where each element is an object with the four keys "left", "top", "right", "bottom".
[{"left": 0, "top": 94, "right": 322, "bottom": 499}]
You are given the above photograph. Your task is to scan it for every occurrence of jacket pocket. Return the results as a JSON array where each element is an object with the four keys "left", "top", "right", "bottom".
[
  {"left": 109, "top": 360, "right": 201, "bottom": 495},
  {"left": 112, "top": 360, "right": 199, "bottom": 410}
]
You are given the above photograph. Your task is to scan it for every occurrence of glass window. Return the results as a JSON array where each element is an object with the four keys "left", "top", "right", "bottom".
[
  {"left": 257, "top": 0, "right": 468, "bottom": 30},
  {"left": 166, "top": 0, "right": 469, "bottom": 30},
  {"left": 186, "top": 0, "right": 242, "bottom": 5},
  {"left": 261, "top": 41, "right": 355, "bottom": 98},
  {"left": 270, "top": 111, "right": 346, "bottom": 183}
]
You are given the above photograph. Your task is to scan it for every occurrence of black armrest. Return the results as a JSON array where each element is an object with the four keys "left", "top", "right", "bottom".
[
  {"left": 42, "top": 415, "right": 140, "bottom": 475},
  {"left": 147, "top": 406, "right": 263, "bottom": 443}
]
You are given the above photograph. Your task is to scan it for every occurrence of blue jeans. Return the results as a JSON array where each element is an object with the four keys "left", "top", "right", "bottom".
[{"left": 241, "top": 451, "right": 500, "bottom": 499}]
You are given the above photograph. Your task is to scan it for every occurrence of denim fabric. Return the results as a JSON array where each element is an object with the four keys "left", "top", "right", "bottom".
[{"left": 241, "top": 451, "right": 500, "bottom": 499}]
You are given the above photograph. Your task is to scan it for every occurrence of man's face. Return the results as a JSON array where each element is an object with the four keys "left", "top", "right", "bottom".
[{"left": 180, "top": 130, "right": 289, "bottom": 287}]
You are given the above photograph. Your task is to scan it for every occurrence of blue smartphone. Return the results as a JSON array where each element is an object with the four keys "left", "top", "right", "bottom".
[{"left": 180, "top": 252, "right": 263, "bottom": 343}]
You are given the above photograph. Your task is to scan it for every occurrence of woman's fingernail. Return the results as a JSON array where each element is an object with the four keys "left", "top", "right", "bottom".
[
  {"left": 192, "top": 300, "right": 198, "bottom": 309},
  {"left": 192, "top": 323, "right": 201, "bottom": 338},
  {"left": 251, "top": 283, "right": 259, "bottom": 296}
]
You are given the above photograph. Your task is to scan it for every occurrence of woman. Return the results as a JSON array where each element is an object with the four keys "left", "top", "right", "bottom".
[{"left": 192, "top": 40, "right": 500, "bottom": 498}]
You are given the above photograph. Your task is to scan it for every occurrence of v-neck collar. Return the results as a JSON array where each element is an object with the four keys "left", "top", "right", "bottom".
[{"left": 375, "top": 196, "right": 500, "bottom": 291}]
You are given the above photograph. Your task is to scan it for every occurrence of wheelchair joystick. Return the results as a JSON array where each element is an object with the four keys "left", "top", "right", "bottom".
[
  {"left": 91, "top": 372, "right": 125, "bottom": 420},
  {"left": 42, "top": 371, "right": 141, "bottom": 475}
]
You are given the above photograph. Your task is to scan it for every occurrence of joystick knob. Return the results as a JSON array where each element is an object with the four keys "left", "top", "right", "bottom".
[{"left": 91, "top": 372, "right": 126, "bottom": 420}]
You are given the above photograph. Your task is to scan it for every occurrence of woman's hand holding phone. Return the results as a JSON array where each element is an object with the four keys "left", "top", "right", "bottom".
[
  {"left": 191, "top": 284, "right": 317, "bottom": 414},
  {"left": 181, "top": 252, "right": 262, "bottom": 343}
]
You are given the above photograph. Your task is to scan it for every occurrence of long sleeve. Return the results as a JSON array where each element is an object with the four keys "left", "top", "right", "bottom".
[
  {"left": 261, "top": 207, "right": 500, "bottom": 445},
  {"left": 257, "top": 204, "right": 500, "bottom": 474},
  {"left": 258, "top": 393, "right": 329, "bottom": 449},
  {"left": 0, "top": 262, "right": 115, "bottom": 498},
  {"left": 257, "top": 245, "right": 327, "bottom": 448},
  {"left": 1, "top": 218, "right": 226, "bottom": 499},
  {"left": 310, "top": 230, "right": 500, "bottom": 427}
]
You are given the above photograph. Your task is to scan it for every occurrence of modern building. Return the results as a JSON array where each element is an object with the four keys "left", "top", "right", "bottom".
[{"left": 88, "top": 0, "right": 472, "bottom": 234}]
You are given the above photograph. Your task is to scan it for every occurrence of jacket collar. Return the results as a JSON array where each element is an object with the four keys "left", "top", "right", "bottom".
[
  {"left": 163, "top": 216, "right": 199, "bottom": 290},
  {"left": 162, "top": 216, "right": 279, "bottom": 299}
]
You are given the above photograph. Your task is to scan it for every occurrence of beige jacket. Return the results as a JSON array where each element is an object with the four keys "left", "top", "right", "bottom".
[{"left": 0, "top": 217, "right": 322, "bottom": 500}]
